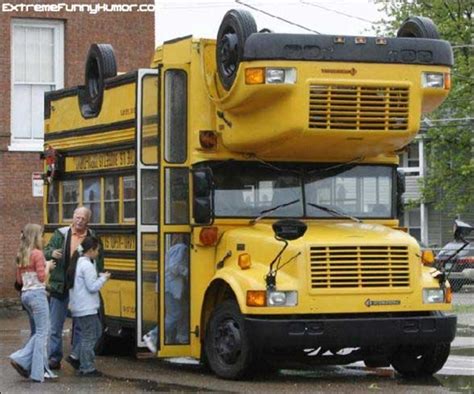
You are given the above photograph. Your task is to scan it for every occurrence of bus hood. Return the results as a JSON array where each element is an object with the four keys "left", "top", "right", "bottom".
[{"left": 222, "top": 221, "right": 417, "bottom": 249}]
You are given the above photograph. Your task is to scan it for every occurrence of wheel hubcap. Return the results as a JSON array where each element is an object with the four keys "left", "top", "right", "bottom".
[
  {"left": 219, "top": 31, "right": 239, "bottom": 78},
  {"left": 214, "top": 318, "right": 242, "bottom": 364}
]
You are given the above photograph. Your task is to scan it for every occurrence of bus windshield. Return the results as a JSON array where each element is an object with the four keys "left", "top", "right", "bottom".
[{"left": 211, "top": 162, "right": 394, "bottom": 219}]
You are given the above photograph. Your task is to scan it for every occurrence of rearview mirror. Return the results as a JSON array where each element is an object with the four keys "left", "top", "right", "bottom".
[
  {"left": 192, "top": 168, "right": 214, "bottom": 225},
  {"left": 396, "top": 169, "right": 405, "bottom": 218},
  {"left": 453, "top": 219, "right": 473, "bottom": 241},
  {"left": 273, "top": 219, "right": 307, "bottom": 241}
]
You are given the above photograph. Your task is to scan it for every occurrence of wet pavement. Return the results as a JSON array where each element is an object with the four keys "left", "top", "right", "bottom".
[{"left": 1, "top": 289, "right": 473, "bottom": 393}]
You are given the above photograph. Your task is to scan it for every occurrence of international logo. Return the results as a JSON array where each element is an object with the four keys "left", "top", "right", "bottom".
[
  {"left": 321, "top": 68, "right": 357, "bottom": 76},
  {"left": 365, "top": 298, "right": 401, "bottom": 307}
]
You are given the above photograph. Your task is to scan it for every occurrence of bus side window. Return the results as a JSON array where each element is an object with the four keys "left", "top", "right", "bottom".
[
  {"left": 164, "top": 70, "right": 187, "bottom": 164},
  {"left": 123, "top": 175, "right": 136, "bottom": 222},
  {"left": 62, "top": 180, "right": 79, "bottom": 221},
  {"left": 47, "top": 182, "right": 59, "bottom": 223},
  {"left": 142, "top": 170, "right": 159, "bottom": 225},
  {"left": 165, "top": 168, "right": 189, "bottom": 224},
  {"left": 104, "top": 176, "right": 119, "bottom": 223},
  {"left": 83, "top": 177, "right": 101, "bottom": 224}
]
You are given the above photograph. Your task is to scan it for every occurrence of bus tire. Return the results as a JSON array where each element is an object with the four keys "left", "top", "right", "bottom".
[
  {"left": 391, "top": 343, "right": 450, "bottom": 377},
  {"left": 216, "top": 9, "right": 257, "bottom": 91},
  {"left": 397, "top": 16, "right": 440, "bottom": 39},
  {"left": 205, "top": 300, "right": 254, "bottom": 380},
  {"left": 84, "top": 43, "right": 117, "bottom": 115},
  {"left": 95, "top": 296, "right": 111, "bottom": 355}
]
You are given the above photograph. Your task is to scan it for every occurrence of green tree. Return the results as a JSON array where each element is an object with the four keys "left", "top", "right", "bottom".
[{"left": 374, "top": 0, "right": 473, "bottom": 215}]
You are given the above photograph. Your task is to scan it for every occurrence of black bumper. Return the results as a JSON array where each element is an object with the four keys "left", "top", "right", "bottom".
[{"left": 244, "top": 314, "right": 457, "bottom": 350}]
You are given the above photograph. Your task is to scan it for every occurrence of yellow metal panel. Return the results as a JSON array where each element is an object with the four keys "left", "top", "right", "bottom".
[{"left": 47, "top": 82, "right": 136, "bottom": 134}]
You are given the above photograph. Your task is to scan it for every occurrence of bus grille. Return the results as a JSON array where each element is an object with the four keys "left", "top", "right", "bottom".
[
  {"left": 308, "top": 84, "right": 409, "bottom": 131},
  {"left": 310, "top": 246, "right": 410, "bottom": 288}
]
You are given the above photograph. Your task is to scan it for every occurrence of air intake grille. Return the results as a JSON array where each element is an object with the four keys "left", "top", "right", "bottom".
[
  {"left": 310, "top": 246, "right": 410, "bottom": 289},
  {"left": 309, "top": 84, "right": 409, "bottom": 131}
]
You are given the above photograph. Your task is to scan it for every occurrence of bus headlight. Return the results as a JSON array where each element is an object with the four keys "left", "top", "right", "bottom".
[
  {"left": 422, "top": 72, "right": 449, "bottom": 89},
  {"left": 266, "top": 68, "right": 297, "bottom": 84},
  {"left": 267, "top": 290, "right": 298, "bottom": 306},
  {"left": 422, "top": 288, "right": 444, "bottom": 304}
]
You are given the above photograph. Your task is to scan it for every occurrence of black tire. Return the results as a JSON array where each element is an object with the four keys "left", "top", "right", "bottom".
[
  {"left": 204, "top": 300, "right": 254, "bottom": 380},
  {"left": 391, "top": 343, "right": 450, "bottom": 377},
  {"left": 82, "top": 43, "right": 117, "bottom": 117},
  {"left": 397, "top": 16, "right": 440, "bottom": 39},
  {"left": 216, "top": 9, "right": 257, "bottom": 90}
]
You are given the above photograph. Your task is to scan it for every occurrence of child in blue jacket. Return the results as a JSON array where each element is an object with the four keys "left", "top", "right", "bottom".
[{"left": 67, "top": 236, "right": 110, "bottom": 376}]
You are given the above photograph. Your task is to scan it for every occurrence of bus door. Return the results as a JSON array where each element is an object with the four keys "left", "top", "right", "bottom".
[
  {"left": 136, "top": 69, "right": 160, "bottom": 350},
  {"left": 158, "top": 67, "right": 192, "bottom": 357}
]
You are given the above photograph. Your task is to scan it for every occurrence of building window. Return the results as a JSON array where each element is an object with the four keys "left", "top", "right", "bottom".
[
  {"left": 402, "top": 206, "right": 422, "bottom": 241},
  {"left": 10, "top": 19, "right": 64, "bottom": 151},
  {"left": 399, "top": 140, "right": 422, "bottom": 175}
]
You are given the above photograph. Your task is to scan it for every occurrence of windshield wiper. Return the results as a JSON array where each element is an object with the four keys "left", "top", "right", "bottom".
[
  {"left": 250, "top": 199, "right": 300, "bottom": 225},
  {"left": 307, "top": 202, "right": 361, "bottom": 223}
]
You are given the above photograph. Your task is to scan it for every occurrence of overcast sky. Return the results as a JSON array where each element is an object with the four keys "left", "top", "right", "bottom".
[{"left": 154, "top": 0, "right": 386, "bottom": 44}]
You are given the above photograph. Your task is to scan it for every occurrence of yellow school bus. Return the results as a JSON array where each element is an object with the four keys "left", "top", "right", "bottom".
[{"left": 43, "top": 10, "right": 455, "bottom": 379}]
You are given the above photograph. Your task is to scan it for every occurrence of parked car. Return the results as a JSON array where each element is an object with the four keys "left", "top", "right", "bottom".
[{"left": 436, "top": 220, "right": 474, "bottom": 292}]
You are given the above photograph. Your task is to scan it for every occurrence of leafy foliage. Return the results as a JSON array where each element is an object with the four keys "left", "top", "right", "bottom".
[{"left": 374, "top": 0, "right": 473, "bottom": 215}]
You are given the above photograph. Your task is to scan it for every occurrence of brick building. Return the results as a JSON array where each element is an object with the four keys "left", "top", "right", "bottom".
[{"left": 0, "top": 0, "right": 155, "bottom": 302}]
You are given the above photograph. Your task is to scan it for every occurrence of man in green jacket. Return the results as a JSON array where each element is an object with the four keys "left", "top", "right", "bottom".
[{"left": 44, "top": 206, "right": 104, "bottom": 370}]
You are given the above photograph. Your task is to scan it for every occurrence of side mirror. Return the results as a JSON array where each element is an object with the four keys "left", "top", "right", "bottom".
[
  {"left": 453, "top": 219, "right": 473, "bottom": 241},
  {"left": 396, "top": 169, "right": 406, "bottom": 218},
  {"left": 192, "top": 168, "right": 214, "bottom": 225},
  {"left": 273, "top": 219, "right": 307, "bottom": 241}
]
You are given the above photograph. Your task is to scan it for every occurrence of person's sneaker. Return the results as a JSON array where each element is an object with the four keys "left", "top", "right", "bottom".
[
  {"left": 143, "top": 333, "right": 157, "bottom": 353},
  {"left": 44, "top": 371, "right": 58, "bottom": 380},
  {"left": 48, "top": 360, "right": 61, "bottom": 370},
  {"left": 66, "top": 355, "right": 80, "bottom": 370},
  {"left": 78, "top": 369, "right": 103, "bottom": 377},
  {"left": 10, "top": 360, "right": 29, "bottom": 378}
]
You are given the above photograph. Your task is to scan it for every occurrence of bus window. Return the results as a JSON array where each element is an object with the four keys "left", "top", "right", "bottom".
[
  {"left": 165, "top": 168, "right": 189, "bottom": 224},
  {"left": 104, "top": 176, "right": 119, "bottom": 224},
  {"left": 164, "top": 70, "right": 187, "bottom": 164},
  {"left": 141, "top": 74, "right": 159, "bottom": 165},
  {"left": 62, "top": 180, "right": 79, "bottom": 221},
  {"left": 123, "top": 175, "right": 136, "bottom": 222},
  {"left": 83, "top": 177, "right": 101, "bottom": 223},
  {"left": 164, "top": 232, "right": 190, "bottom": 345},
  {"left": 141, "top": 170, "right": 158, "bottom": 225},
  {"left": 141, "top": 232, "right": 159, "bottom": 340},
  {"left": 47, "top": 182, "right": 59, "bottom": 223}
]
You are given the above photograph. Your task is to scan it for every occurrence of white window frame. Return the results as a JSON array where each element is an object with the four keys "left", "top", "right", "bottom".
[
  {"left": 403, "top": 203, "right": 428, "bottom": 245},
  {"left": 9, "top": 19, "right": 64, "bottom": 152},
  {"left": 399, "top": 139, "right": 424, "bottom": 176}
]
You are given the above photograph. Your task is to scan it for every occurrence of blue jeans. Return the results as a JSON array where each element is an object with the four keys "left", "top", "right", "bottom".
[
  {"left": 10, "top": 289, "right": 52, "bottom": 382},
  {"left": 164, "top": 293, "right": 189, "bottom": 344},
  {"left": 76, "top": 314, "right": 101, "bottom": 373},
  {"left": 49, "top": 296, "right": 81, "bottom": 362}
]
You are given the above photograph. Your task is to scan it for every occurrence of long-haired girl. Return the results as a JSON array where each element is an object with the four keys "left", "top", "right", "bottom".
[
  {"left": 67, "top": 236, "right": 110, "bottom": 376},
  {"left": 9, "top": 224, "right": 57, "bottom": 382}
]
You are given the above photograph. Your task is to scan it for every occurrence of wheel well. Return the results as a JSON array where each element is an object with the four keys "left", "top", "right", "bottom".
[{"left": 200, "top": 279, "right": 237, "bottom": 344}]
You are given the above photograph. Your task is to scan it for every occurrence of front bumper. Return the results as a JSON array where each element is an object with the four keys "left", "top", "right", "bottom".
[{"left": 245, "top": 313, "right": 457, "bottom": 350}]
